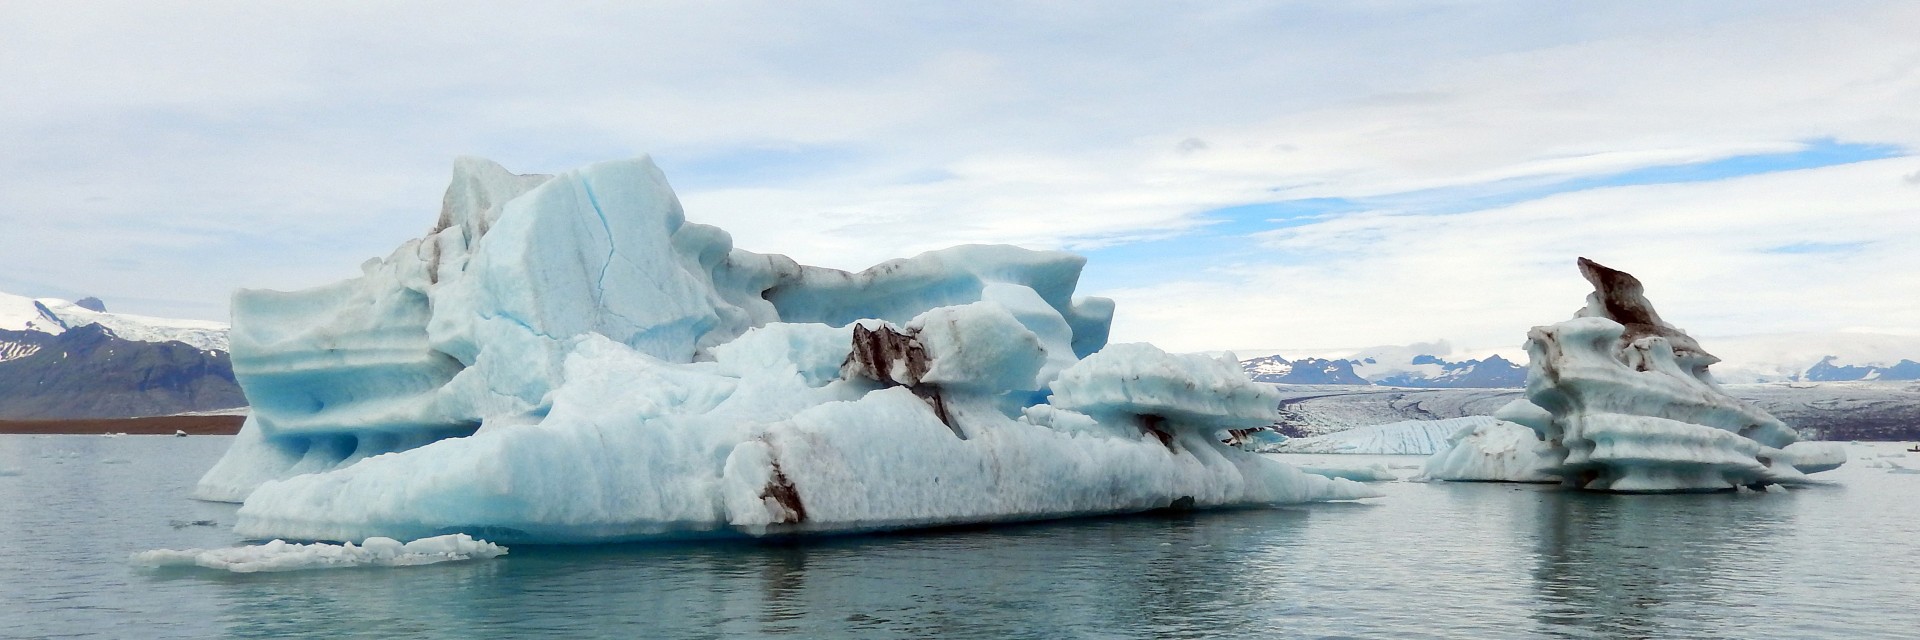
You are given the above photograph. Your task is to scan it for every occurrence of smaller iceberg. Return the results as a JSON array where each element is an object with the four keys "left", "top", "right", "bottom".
[
  {"left": 130, "top": 534, "right": 505, "bottom": 573},
  {"left": 1418, "top": 411, "right": 1561, "bottom": 483},
  {"left": 1424, "top": 258, "right": 1845, "bottom": 491}
]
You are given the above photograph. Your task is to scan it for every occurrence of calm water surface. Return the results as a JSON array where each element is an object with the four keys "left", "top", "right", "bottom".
[{"left": 3, "top": 434, "right": 1918, "bottom": 639}]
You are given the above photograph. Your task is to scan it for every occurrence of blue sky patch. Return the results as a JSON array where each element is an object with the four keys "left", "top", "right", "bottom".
[
  {"left": 1762, "top": 241, "right": 1870, "bottom": 255},
  {"left": 1073, "top": 138, "right": 1904, "bottom": 294}
]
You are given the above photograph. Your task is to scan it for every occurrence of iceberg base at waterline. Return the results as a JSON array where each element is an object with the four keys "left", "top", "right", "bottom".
[
  {"left": 1419, "top": 418, "right": 1847, "bottom": 488},
  {"left": 195, "top": 156, "right": 1377, "bottom": 545}
]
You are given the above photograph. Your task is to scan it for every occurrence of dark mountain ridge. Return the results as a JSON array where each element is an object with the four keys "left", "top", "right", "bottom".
[{"left": 0, "top": 324, "right": 246, "bottom": 419}]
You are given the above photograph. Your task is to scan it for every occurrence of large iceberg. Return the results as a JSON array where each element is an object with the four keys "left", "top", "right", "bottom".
[
  {"left": 1424, "top": 258, "right": 1844, "bottom": 491},
  {"left": 195, "top": 157, "right": 1376, "bottom": 543}
]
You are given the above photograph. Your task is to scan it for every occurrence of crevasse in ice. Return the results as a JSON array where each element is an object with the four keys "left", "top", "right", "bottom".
[
  {"left": 195, "top": 156, "right": 1377, "bottom": 543},
  {"left": 1423, "top": 258, "right": 1845, "bottom": 491}
]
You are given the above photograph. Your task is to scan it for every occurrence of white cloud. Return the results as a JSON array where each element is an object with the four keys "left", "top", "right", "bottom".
[
  {"left": 1108, "top": 157, "right": 1920, "bottom": 353},
  {"left": 0, "top": 1, "right": 1914, "bottom": 347}
]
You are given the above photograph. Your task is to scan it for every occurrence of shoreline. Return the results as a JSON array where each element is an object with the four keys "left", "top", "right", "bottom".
[{"left": 0, "top": 415, "right": 245, "bottom": 435}]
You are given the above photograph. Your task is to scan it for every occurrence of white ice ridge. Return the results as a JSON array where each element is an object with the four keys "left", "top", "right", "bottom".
[
  {"left": 196, "top": 156, "right": 1376, "bottom": 543},
  {"left": 1269, "top": 416, "right": 1497, "bottom": 455},
  {"left": 1424, "top": 258, "right": 1844, "bottom": 491},
  {"left": 130, "top": 534, "right": 505, "bottom": 573}
]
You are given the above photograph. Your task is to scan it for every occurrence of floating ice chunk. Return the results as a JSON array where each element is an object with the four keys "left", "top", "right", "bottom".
[
  {"left": 1270, "top": 417, "right": 1496, "bottom": 455},
  {"left": 1419, "top": 418, "right": 1561, "bottom": 483},
  {"left": 1294, "top": 463, "right": 1398, "bottom": 482},
  {"left": 130, "top": 534, "right": 505, "bottom": 573},
  {"left": 1780, "top": 441, "right": 1846, "bottom": 474}
]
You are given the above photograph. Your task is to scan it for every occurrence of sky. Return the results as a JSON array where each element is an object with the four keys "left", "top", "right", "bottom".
[{"left": 2, "top": 1, "right": 1916, "bottom": 355}]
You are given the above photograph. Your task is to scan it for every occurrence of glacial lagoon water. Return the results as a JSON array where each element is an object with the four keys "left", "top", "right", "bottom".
[{"left": 3, "top": 434, "right": 1918, "bottom": 639}]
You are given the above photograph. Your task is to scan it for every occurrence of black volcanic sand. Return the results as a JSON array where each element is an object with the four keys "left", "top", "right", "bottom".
[{"left": 0, "top": 414, "right": 244, "bottom": 435}]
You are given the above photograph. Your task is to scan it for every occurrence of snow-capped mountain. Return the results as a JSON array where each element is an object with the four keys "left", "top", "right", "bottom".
[
  {"left": 1706, "top": 333, "right": 1920, "bottom": 383},
  {"left": 1369, "top": 354, "right": 1526, "bottom": 388},
  {"left": 1803, "top": 356, "right": 1920, "bottom": 381},
  {"left": 1242, "top": 341, "right": 1526, "bottom": 388},
  {"left": 1240, "top": 355, "right": 1369, "bottom": 384},
  {"left": 1, "top": 291, "right": 228, "bottom": 353},
  {"left": 0, "top": 290, "right": 242, "bottom": 419},
  {"left": 1244, "top": 333, "right": 1920, "bottom": 388}
]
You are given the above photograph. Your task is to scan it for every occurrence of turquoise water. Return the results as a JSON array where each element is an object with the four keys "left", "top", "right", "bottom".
[{"left": 3, "top": 434, "right": 1918, "bottom": 639}]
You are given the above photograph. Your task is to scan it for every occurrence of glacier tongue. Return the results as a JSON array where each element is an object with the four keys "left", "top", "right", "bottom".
[
  {"left": 1271, "top": 416, "right": 1500, "bottom": 455},
  {"left": 199, "top": 156, "right": 1375, "bottom": 544},
  {"left": 1425, "top": 258, "right": 1844, "bottom": 491}
]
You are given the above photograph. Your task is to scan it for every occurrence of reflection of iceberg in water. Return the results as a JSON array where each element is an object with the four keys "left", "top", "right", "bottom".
[
  {"left": 1527, "top": 492, "right": 1800, "bottom": 638},
  {"left": 184, "top": 513, "right": 1326, "bottom": 638},
  {"left": 1426, "top": 258, "right": 1845, "bottom": 491},
  {"left": 195, "top": 156, "right": 1374, "bottom": 544}
]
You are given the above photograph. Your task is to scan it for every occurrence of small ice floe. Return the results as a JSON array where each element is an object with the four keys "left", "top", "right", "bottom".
[
  {"left": 100, "top": 458, "right": 132, "bottom": 465},
  {"left": 102, "top": 432, "right": 128, "bottom": 438},
  {"left": 174, "top": 430, "right": 188, "bottom": 437},
  {"left": 130, "top": 534, "right": 506, "bottom": 573},
  {"left": 1887, "top": 462, "right": 1920, "bottom": 476},
  {"left": 0, "top": 468, "right": 21, "bottom": 477},
  {"left": 167, "top": 519, "right": 218, "bottom": 529},
  {"left": 1296, "top": 463, "right": 1398, "bottom": 482}
]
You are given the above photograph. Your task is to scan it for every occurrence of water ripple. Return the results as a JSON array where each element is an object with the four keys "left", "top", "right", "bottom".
[{"left": 4, "top": 439, "right": 1920, "bottom": 638}]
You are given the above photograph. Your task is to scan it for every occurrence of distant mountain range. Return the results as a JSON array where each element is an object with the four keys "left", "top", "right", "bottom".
[
  {"left": 1243, "top": 335, "right": 1920, "bottom": 388},
  {"left": 0, "top": 291, "right": 241, "bottom": 419},
  {"left": 1243, "top": 350, "right": 1524, "bottom": 387},
  {"left": 1241, "top": 355, "right": 1373, "bottom": 385},
  {"left": 1802, "top": 356, "right": 1920, "bottom": 382},
  {"left": 5, "top": 286, "right": 1916, "bottom": 413}
]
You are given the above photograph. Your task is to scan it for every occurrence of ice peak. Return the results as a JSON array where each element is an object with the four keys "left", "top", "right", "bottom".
[
  {"left": 1575, "top": 257, "right": 1715, "bottom": 366},
  {"left": 434, "top": 156, "right": 555, "bottom": 238}
]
